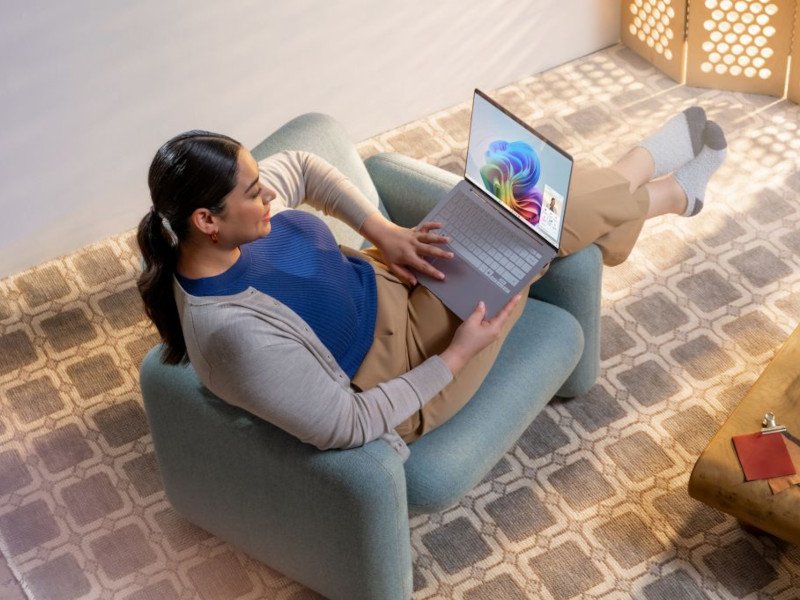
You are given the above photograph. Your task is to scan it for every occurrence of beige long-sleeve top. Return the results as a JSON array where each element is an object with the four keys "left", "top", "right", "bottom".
[{"left": 174, "top": 151, "right": 454, "bottom": 459}]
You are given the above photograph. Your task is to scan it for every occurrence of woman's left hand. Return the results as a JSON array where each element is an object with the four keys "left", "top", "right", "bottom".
[{"left": 360, "top": 214, "right": 453, "bottom": 286}]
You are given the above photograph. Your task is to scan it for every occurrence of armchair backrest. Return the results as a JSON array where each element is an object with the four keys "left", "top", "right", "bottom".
[{"left": 250, "top": 113, "right": 388, "bottom": 249}]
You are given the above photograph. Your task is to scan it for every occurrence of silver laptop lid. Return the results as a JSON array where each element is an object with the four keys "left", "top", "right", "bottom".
[{"left": 464, "top": 89, "right": 573, "bottom": 250}]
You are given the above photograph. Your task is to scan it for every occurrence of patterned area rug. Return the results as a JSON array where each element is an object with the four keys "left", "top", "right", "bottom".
[{"left": 1, "top": 44, "right": 799, "bottom": 600}]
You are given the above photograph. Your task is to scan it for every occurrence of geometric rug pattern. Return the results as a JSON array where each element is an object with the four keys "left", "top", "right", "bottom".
[{"left": 1, "top": 44, "right": 799, "bottom": 599}]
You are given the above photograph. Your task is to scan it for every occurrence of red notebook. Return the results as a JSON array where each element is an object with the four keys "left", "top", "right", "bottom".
[
  {"left": 768, "top": 438, "right": 800, "bottom": 493},
  {"left": 732, "top": 432, "right": 796, "bottom": 481}
]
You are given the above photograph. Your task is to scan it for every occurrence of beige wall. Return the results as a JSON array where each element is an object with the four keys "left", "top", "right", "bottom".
[{"left": 0, "top": 0, "right": 620, "bottom": 278}]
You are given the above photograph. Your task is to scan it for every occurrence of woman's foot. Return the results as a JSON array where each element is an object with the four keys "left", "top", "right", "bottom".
[
  {"left": 674, "top": 121, "right": 727, "bottom": 217},
  {"left": 613, "top": 106, "right": 707, "bottom": 193},
  {"left": 639, "top": 105, "right": 707, "bottom": 178}
]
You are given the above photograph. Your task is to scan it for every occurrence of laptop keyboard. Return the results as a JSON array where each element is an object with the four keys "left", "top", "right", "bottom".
[{"left": 436, "top": 196, "right": 542, "bottom": 293}]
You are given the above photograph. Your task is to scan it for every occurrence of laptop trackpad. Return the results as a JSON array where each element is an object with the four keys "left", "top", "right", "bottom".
[{"left": 420, "top": 255, "right": 511, "bottom": 321}]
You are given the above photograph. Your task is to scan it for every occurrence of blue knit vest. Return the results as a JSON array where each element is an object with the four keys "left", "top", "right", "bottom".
[{"left": 176, "top": 210, "right": 378, "bottom": 377}]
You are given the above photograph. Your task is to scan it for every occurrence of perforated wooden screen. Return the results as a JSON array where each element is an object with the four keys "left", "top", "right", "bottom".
[
  {"left": 621, "top": 0, "right": 799, "bottom": 102},
  {"left": 621, "top": 0, "right": 688, "bottom": 82},
  {"left": 789, "top": 1, "right": 800, "bottom": 103}
]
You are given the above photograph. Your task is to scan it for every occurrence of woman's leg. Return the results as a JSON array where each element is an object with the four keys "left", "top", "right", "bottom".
[
  {"left": 348, "top": 248, "right": 414, "bottom": 395},
  {"left": 559, "top": 110, "right": 726, "bottom": 265},
  {"left": 396, "top": 282, "right": 529, "bottom": 441},
  {"left": 350, "top": 247, "right": 529, "bottom": 443},
  {"left": 558, "top": 165, "right": 651, "bottom": 266},
  {"left": 610, "top": 146, "right": 700, "bottom": 219},
  {"left": 360, "top": 151, "right": 660, "bottom": 440},
  {"left": 352, "top": 109, "right": 728, "bottom": 442}
]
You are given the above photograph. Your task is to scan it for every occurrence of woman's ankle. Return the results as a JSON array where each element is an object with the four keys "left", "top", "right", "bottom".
[{"left": 644, "top": 176, "right": 688, "bottom": 218}]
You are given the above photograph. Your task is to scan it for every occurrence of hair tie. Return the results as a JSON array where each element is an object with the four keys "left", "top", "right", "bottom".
[{"left": 153, "top": 209, "right": 179, "bottom": 247}]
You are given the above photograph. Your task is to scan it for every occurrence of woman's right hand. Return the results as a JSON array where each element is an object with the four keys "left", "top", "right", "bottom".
[{"left": 439, "top": 294, "right": 523, "bottom": 376}]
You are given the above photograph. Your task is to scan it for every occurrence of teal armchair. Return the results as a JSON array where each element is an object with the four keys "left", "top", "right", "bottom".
[{"left": 140, "top": 113, "right": 601, "bottom": 600}]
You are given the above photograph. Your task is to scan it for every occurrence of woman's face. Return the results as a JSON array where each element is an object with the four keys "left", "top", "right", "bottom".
[{"left": 216, "top": 149, "right": 276, "bottom": 245}]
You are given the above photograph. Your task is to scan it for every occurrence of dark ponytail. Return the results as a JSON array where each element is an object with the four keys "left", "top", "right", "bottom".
[{"left": 137, "top": 130, "right": 242, "bottom": 364}]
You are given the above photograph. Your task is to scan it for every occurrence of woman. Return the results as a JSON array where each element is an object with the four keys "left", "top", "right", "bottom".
[{"left": 137, "top": 108, "right": 726, "bottom": 458}]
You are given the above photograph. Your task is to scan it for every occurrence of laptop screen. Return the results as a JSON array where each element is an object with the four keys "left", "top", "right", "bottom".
[{"left": 464, "top": 90, "right": 572, "bottom": 248}]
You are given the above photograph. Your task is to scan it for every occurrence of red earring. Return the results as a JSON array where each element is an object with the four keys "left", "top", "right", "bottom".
[{"left": 210, "top": 232, "right": 219, "bottom": 244}]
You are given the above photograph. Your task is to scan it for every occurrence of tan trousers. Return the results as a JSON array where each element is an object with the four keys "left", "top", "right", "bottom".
[{"left": 350, "top": 166, "right": 649, "bottom": 443}]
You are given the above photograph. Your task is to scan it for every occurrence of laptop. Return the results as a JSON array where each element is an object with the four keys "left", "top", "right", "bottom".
[{"left": 415, "top": 89, "right": 574, "bottom": 320}]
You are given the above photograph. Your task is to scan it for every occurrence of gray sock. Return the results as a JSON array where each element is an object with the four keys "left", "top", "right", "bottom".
[
  {"left": 674, "top": 121, "right": 727, "bottom": 217},
  {"left": 639, "top": 106, "right": 707, "bottom": 178}
]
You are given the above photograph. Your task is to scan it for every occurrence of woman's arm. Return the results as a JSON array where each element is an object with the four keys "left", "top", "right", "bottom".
[
  {"left": 258, "top": 151, "right": 379, "bottom": 230},
  {"left": 204, "top": 312, "right": 453, "bottom": 451},
  {"left": 199, "top": 288, "right": 521, "bottom": 451},
  {"left": 259, "top": 151, "right": 454, "bottom": 284}
]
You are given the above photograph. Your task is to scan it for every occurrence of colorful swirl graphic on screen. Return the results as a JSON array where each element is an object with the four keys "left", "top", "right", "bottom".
[{"left": 479, "top": 140, "right": 543, "bottom": 224}]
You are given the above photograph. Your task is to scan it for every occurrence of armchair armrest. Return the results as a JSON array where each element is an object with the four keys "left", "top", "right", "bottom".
[
  {"left": 140, "top": 347, "right": 413, "bottom": 600},
  {"left": 531, "top": 244, "right": 602, "bottom": 397},
  {"left": 364, "top": 152, "right": 459, "bottom": 227}
]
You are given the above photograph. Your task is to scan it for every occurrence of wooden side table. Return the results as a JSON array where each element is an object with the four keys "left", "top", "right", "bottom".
[{"left": 688, "top": 326, "right": 800, "bottom": 545}]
